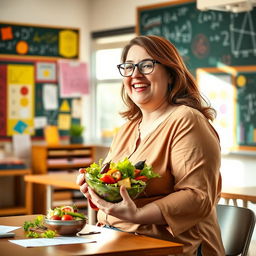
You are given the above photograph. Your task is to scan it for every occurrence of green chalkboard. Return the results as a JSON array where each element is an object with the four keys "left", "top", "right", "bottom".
[
  {"left": 236, "top": 71, "right": 256, "bottom": 149},
  {"left": 0, "top": 22, "right": 79, "bottom": 59},
  {"left": 137, "top": 0, "right": 256, "bottom": 71}
]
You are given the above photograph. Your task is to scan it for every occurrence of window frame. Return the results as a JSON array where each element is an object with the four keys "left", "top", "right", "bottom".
[{"left": 90, "top": 29, "right": 135, "bottom": 141}]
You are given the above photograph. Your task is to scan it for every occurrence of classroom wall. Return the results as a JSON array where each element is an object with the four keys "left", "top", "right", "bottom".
[
  {"left": 88, "top": 0, "right": 173, "bottom": 31},
  {"left": 0, "top": 0, "right": 255, "bottom": 188}
]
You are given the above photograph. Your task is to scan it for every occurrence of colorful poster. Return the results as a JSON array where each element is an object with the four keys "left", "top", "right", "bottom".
[
  {"left": 58, "top": 113, "right": 71, "bottom": 130},
  {"left": 36, "top": 62, "right": 57, "bottom": 82},
  {"left": 71, "top": 98, "right": 82, "bottom": 118},
  {"left": 60, "top": 100, "right": 70, "bottom": 112},
  {"left": 59, "top": 30, "right": 78, "bottom": 58},
  {"left": 0, "top": 65, "right": 7, "bottom": 136},
  {"left": 7, "top": 64, "right": 34, "bottom": 135},
  {"left": 43, "top": 84, "right": 58, "bottom": 110},
  {"left": 58, "top": 60, "right": 89, "bottom": 97}
]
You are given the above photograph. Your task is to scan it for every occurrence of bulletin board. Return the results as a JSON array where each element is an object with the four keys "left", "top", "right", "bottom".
[
  {"left": 197, "top": 66, "right": 256, "bottom": 152},
  {"left": 0, "top": 22, "right": 79, "bottom": 59},
  {"left": 0, "top": 22, "right": 88, "bottom": 140},
  {"left": 0, "top": 57, "right": 83, "bottom": 139}
]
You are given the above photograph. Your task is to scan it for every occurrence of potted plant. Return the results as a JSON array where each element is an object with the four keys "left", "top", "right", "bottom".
[{"left": 69, "top": 124, "right": 85, "bottom": 144}]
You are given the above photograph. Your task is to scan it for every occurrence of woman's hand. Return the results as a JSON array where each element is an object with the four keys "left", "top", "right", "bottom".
[
  {"left": 76, "top": 168, "right": 89, "bottom": 196},
  {"left": 87, "top": 185, "right": 139, "bottom": 222},
  {"left": 77, "top": 169, "right": 165, "bottom": 224}
]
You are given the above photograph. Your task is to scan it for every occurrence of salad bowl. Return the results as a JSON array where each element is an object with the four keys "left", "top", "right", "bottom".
[
  {"left": 44, "top": 218, "right": 86, "bottom": 236},
  {"left": 85, "top": 173, "right": 146, "bottom": 203},
  {"left": 84, "top": 158, "right": 160, "bottom": 203},
  {"left": 45, "top": 205, "right": 87, "bottom": 236}
]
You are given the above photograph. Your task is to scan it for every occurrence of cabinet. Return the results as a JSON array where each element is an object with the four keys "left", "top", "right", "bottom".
[
  {"left": 31, "top": 144, "right": 95, "bottom": 214},
  {"left": 0, "top": 168, "right": 32, "bottom": 216}
]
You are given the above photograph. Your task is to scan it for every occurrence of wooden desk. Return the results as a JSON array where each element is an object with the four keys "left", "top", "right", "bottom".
[
  {"left": 0, "top": 215, "right": 183, "bottom": 256},
  {"left": 24, "top": 173, "right": 96, "bottom": 224},
  {"left": 221, "top": 186, "right": 256, "bottom": 208},
  {"left": 0, "top": 169, "right": 32, "bottom": 216}
]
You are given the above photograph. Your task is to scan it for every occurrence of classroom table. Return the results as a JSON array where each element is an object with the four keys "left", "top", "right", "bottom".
[
  {"left": 0, "top": 215, "right": 183, "bottom": 256},
  {"left": 24, "top": 173, "right": 97, "bottom": 224},
  {"left": 221, "top": 186, "right": 256, "bottom": 208}
]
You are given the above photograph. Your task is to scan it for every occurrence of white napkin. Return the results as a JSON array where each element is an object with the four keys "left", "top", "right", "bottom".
[
  {"left": 9, "top": 236, "right": 95, "bottom": 247},
  {"left": 0, "top": 225, "right": 20, "bottom": 233}
]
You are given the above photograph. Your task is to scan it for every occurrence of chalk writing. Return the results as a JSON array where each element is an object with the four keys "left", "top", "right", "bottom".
[
  {"left": 0, "top": 23, "right": 79, "bottom": 58},
  {"left": 138, "top": 1, "right": 256, "bottom": 68}
]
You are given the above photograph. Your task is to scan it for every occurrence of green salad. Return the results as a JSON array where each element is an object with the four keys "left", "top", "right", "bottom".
[{"left": 85, "top": 158, "right": 160, "bottom": 202}]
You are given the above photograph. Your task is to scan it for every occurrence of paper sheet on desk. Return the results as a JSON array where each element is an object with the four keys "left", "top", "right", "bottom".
[
  {"left": 9, "top": 236, "right": 96, "bottom": 247},
  {"left": 0, "top": 225, "right": 20, "bottom": 233}
]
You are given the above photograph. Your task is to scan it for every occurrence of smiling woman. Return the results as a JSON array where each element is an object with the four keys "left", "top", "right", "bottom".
[{"left": 78, "top": 35, "right": 225, "bottom": 256}]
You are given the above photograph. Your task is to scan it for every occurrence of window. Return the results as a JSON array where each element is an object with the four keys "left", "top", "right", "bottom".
[{"left": 91, "top": 33, "right": 134, "bottom": 142}]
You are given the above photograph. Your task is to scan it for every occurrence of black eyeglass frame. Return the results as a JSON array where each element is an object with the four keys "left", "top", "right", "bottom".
[{"left": 117, "top": 59, "right": 161, "bottom": 77}]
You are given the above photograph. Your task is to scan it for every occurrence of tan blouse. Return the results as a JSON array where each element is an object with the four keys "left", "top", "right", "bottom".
[{"left": 97, "top": 105, "right": 225, "bottom": 256}]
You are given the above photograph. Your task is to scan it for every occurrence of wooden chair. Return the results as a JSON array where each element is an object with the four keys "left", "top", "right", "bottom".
[{"left": 217, "top": 204, "right": 256, "bottom": 256}]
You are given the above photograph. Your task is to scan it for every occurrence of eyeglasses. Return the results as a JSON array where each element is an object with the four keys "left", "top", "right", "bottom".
[{"left": 117, "top": 59, "right": 160, "bottom": 77}]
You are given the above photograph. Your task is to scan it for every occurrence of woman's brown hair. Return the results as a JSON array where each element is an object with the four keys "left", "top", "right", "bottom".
[{"left": 120, "top": 35, "right": 216, "bottom": 121}]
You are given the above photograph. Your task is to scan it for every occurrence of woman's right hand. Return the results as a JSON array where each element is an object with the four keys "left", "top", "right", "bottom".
[
  {"left": 76, "top": 168, "right": 99, "bottom": 210},
  {"left": 76, "top": 168, "right": 89, "bottom": 195}
]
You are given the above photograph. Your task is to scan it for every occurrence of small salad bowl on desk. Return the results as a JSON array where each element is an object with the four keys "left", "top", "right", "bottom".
[
  {"left": 45, "top": 205, "right": 87, "bottom": 236},
  {"left": 44, "top": 218, "right": 87, "bottom": 236}
]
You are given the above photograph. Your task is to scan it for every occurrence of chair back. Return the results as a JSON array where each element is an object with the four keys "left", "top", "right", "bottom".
[{"left": 217, "top": 204, "right": 256, "bottom": 256}]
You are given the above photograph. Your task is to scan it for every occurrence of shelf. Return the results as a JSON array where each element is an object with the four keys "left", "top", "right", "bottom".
[
  {"left": 0, "top": 169, "right": 31, "bottom": 176},
  {"left": 0, "top": 206, "right": 28, "bottom": 216},
  {"left": 48, "top": 149, "right": 92, "bottom": 157},
  {"left": 31, "top": 144, "right": 95, "bottom": 213},
  {"left": 0, "top": 168, "right": 32, "bottom": 216}
]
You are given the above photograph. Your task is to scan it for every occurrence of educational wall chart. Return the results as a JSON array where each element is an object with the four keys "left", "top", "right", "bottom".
[
  {"left": 58, "top": 60, "right": 89, "bottom": 98},
  {"left": 0, "top": 58, "right": 86, "bottom": 139},
  {"left": 7, "top": 64, "right": 34, "bottom": 136},
  {"left": 0, "top": 23, "right": 79, "bottom": 58},
  {"left": 236, "top": 72, "right": 256, "bottom": 148},
  {"left": 137, "top": 1, "right": 256, "bottom": 70},
  {"left": 0, "top": 22, "right": 83, "bottom": 140}
]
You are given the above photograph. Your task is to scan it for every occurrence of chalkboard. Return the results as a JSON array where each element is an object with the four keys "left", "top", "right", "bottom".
[
  {"left": 236, "top": 70, "right": 256, "bottom": 150},
  {"left": 0, "top": 22, "right": 79, "bottom": 58},
  {"left": 137, "top": 0, "right": 256, "bottom": 71}
]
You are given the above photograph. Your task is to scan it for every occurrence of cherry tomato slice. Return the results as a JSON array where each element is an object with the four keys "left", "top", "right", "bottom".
[
  {"left": 100, "top": 174, "right": 116, "bottom": 184},
  {"left": 61, "top": 214, "right": 73, "bottom": 221},
  {"left": 135, "top": 175, "right": 148, "bottom": 182},
  {"left": 50, "top": 215, "right": 61, "bottom": 220},
  {"left": 134, "top": 169, "right": 141, "bottom": 177}
]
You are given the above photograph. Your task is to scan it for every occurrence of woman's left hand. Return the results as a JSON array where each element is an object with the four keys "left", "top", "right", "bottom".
[{"left": 87, "top": 185, "right": 140, "bottom": 222}]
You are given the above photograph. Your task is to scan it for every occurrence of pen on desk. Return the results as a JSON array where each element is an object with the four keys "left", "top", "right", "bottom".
[
  {"left": 78, "top": 231, "right": 101, "bottom": 236},
  {"left": 0, "top": 233, "right": 15, "bottom": 238}
]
